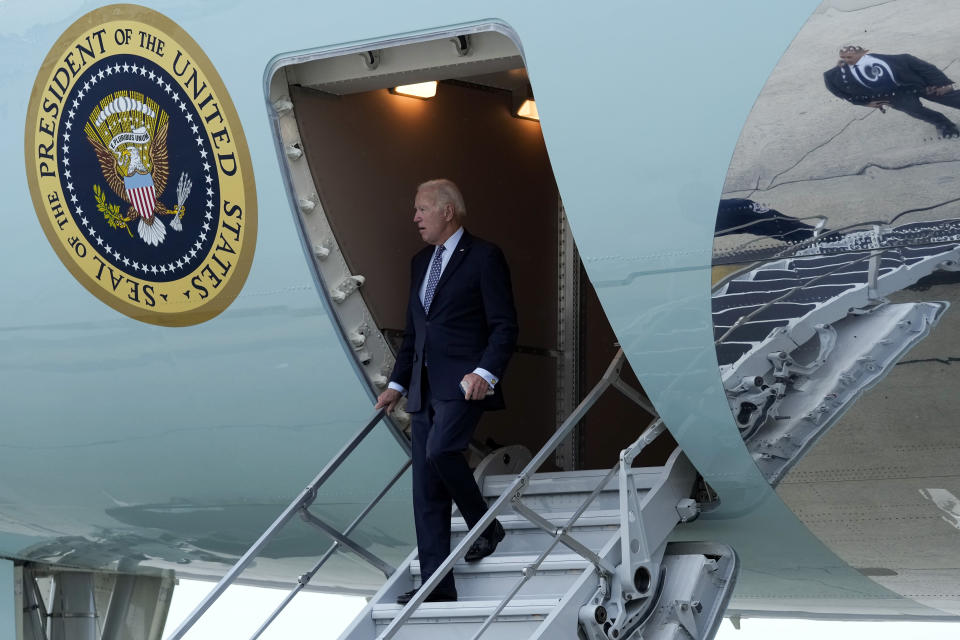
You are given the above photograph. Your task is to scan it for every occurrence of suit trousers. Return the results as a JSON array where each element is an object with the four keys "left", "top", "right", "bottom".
[
  {"left": 888, "top": 90, "right": 960, "bottom": 131},
  {"left": 410, "top": 373, "right": 492, "bottom": 596}
]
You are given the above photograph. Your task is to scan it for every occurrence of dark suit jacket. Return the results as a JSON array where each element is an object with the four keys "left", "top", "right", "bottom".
[
  {"left": 824, "top": 53, "right": 954, "bottom": 105},
  {"left": 390, "top": 230, "right": 518, "bottom": 414}
]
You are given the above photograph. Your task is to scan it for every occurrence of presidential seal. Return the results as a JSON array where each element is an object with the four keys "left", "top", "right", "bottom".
[{"left": 25, "top": 5, "right": 256, "bottom": 326}]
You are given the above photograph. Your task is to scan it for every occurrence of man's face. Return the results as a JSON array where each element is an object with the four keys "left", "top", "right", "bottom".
[
  {"left": 414, "top": 188, "right": 453, "bottom": 245},
  {"left": 839, "top": 49, "right": 865, "bottom": 65}
]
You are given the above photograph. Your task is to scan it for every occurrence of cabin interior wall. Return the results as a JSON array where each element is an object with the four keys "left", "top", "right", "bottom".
[{"left": 291, "top": 79, "right": 668, "bottom": 469}]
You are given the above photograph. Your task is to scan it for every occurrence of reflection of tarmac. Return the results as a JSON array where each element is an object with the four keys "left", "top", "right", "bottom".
[
  {"left": 713, "top": 220, "right": 960, "bottom": 483},
  {"left": 717, "top": 0, "right": 960, "bottom": 242}
]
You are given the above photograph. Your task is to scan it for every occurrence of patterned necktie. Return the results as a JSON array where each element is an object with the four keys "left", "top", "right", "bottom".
[{"left": 423, "top": 245, "right": 445, "bottom": 313}]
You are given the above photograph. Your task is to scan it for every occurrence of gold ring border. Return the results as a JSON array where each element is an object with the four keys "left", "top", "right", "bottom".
[{"left": 24, "top": 3, "right": 258, "bottom": 327}]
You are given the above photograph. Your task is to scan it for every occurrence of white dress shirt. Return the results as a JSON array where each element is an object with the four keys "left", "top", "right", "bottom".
[{"left": 389, "top": 227, "right": 498, "bottom": 397}]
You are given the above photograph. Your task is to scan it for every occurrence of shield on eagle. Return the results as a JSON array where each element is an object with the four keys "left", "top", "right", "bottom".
[{"left": 124, "top": 172, "right": 157, "bottom": 222}]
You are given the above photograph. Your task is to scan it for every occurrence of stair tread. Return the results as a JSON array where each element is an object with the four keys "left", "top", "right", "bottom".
[
  {"left": 410, "top": 553, "right": 592, "bottom": 575},
  {"left": 485, "top": 469, "right": 624, "bottom": 482},
  {"left": 372, "top": 597, "right": 562, "bottom": 620},
  {"left": 451, "top": 509, "right": 620, "bottom": 532},
  {"left": 482, "top": 468, "right": 663, "bottom": 497}
]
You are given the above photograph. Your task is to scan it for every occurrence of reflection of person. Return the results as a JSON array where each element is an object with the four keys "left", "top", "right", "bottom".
[
  {"left": 375, "top": 179, "right": 518, "bottom": 605},
  {"left": 824, "top": 45, "right": 960, "bottom": 138},
  {"left": 716, "top": 199, "right": 817, "bottom": 243}
]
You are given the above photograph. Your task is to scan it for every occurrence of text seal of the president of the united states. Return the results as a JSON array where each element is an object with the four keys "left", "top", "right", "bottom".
[{"left": 25, "top": 4, "right": 257, "bottom": 326}]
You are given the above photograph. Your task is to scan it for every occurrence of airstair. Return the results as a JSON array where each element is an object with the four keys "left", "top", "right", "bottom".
[
  {"left": 343, "top": 447, "right": 735, "bottom": 640},
  {"left": 714, "top": 221, "right": 960, "bottom": 484},
  {"left": 167, "top": 350, "right": 737, "bottom": 640}
]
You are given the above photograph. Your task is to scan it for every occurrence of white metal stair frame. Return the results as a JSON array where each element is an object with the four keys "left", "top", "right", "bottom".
[
  {"left": 340, "top": 350, "right": 739, "bottom": 640},
  {"left": 341, "top": 443, "right": 737, "bottom": 639}
]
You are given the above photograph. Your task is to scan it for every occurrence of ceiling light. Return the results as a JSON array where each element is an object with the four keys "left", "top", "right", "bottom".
[
  {"left": 391, "top": 81, "right": 438, "bottom": 99},
  {"left": 516, "top": 98, "right": 539, "bottom": 121}
]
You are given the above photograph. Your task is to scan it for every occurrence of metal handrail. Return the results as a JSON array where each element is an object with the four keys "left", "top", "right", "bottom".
[
  {"left": 377, "top": 349, "right": 658, "bottom": 640},
  {"left": 166, "top": 408, "right": 405, "bottom": 640}
]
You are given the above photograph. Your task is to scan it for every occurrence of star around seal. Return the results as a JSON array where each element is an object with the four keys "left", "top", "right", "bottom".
[{"left": 25, "top": 5, "right": 256, "bottom": 326}]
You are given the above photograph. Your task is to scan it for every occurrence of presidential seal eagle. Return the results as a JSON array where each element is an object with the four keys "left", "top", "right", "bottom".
[{"left": 84, "top": 93, "right": 191, "bottom": 246}]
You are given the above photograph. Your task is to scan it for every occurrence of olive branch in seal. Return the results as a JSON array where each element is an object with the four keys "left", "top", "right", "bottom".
[{"left": 93, "top": 184, "right": 133, "bottom": 237}]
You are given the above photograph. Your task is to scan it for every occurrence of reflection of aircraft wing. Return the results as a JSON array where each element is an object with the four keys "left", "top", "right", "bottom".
[
  {"left": 715, "top": 234, "right": 960, "bottom": 371},
  {"left": 8, "top": 1, "right": 960, "bottom": 638},
  {"left": 715, "top": 229, "right": 960, "bottom": 482}
]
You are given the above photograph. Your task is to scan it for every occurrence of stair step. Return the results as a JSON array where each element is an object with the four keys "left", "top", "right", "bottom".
[
  {"left": 450, "top": 509, "right": 620, "bottom": 532},
  {"left": 373, "top": 619, "right": 543, "bottom": 640},
  {"left": 480, "top": 470, "right": 663, "bottom": 514},
  {"left": 449, "top": 510, "right": 619, "bottom": 557},
  {"left": 371, "top": 597, "right": 561, "bottom": 621},
  {"left": 482, "top": 468, "right": 664, "bottom": 497},
  {"left": 410, "top": 553, "right": 590, "bottom": 576},
  {"left": 409, "top": 553, "right": 594, "bottom": 599}
]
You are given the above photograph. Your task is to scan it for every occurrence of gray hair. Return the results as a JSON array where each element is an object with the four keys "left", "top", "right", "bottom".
[{"left": 418, "top": 179, "right": 466, "bottom": 220}]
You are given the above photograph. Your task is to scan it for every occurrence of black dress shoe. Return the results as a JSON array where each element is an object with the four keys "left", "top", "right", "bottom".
[
  {"left": 395, "top": 587, "right": 457, "bottom": 605},
  {"left": 465, "top": 520, "right": 505, "bottom": 562}
]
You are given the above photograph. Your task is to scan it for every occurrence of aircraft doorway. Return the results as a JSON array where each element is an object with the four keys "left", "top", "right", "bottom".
[{"left": 268, "top": 27, "right": 670, "bottom": 471}]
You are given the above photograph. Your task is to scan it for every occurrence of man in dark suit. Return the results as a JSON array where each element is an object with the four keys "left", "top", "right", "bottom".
[
  {"left": 375, "top": 179, "right": 518, "bottom": 604},
  {"left": 824, "top": 45, "right": 960, "bottom": 137}
]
